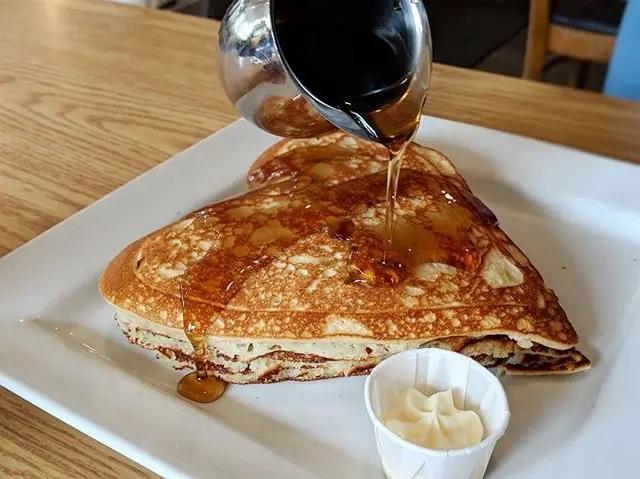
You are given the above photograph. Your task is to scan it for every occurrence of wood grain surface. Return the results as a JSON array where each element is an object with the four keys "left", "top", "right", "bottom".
[{"left": 1, "top": 0, "right": 639, "bottom": 477}]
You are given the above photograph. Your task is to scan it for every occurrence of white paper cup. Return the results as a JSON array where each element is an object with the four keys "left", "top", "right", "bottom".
[{"left": 364, "top": 348, "right": 510, "bottom": 479}]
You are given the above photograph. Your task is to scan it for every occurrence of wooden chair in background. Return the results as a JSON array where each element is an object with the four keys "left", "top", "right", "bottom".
[{"left": 523, "top": 0, "right": 626, "bottom": 88}]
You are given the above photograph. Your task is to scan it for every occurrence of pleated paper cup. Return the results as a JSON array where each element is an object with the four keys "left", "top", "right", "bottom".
[{"left": 364, "top": 348, "right": 510, "bottom": 479}]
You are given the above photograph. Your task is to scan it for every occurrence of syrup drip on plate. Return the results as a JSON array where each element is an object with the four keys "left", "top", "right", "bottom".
[
  {"left": 177, "top": 369, "right": 226, "bottom": 403},
  {"left": 177, "top": 278, "right": 226, "bottom": 403}
]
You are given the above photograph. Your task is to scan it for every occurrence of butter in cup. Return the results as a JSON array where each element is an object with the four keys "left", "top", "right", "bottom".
[
  {"left": 364, "top": 348, "right": 510, "bottom": 479},
  {"left": 383, "top": 388, "right": 484, "bottom": 450}
]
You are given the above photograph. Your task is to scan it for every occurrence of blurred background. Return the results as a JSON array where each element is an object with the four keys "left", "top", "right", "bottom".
[{"left": 116, "top": 0, "right": 636, "bottom": 99}]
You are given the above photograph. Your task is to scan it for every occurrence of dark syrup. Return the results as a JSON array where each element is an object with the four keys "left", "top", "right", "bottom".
[{"left": 272, "top": 0, "right": 418, "bottom": 143}]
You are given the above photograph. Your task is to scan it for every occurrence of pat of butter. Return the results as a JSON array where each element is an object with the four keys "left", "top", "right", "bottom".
[{"left": 383, "top": 388, "right": 483, "bottom": 450}]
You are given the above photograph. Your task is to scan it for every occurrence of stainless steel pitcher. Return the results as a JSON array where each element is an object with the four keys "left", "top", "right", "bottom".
[{"left": 218, "top": 0, "right": 432, "bottom": 140}]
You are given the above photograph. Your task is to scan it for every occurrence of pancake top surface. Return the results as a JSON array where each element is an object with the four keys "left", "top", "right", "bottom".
[{"left": 100, "top": 132, "right": 578, "bottom": 349}]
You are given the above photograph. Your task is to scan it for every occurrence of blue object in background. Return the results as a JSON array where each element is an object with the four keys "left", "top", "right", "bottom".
[{"left": 605, "top": 0, "right": 640, "bottom": 100}]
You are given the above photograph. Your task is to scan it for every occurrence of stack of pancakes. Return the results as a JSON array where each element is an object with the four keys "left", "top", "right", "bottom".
[{"left": 100, "top": 132, "right": 590, "bottom": 383}]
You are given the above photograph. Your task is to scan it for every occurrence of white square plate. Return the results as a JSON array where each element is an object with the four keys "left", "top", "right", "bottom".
[{"left": 1, "top": 118, "right": 639, "bottom": 478}]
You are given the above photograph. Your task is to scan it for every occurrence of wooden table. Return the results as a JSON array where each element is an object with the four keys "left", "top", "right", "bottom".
[{"left": 1, "top": 0, "right": 639, "bottom": 477}]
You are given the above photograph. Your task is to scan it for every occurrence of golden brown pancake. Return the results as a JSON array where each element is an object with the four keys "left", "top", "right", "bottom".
[{"left": 100, "top": 132, "right": 590, "bottom": 383}]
